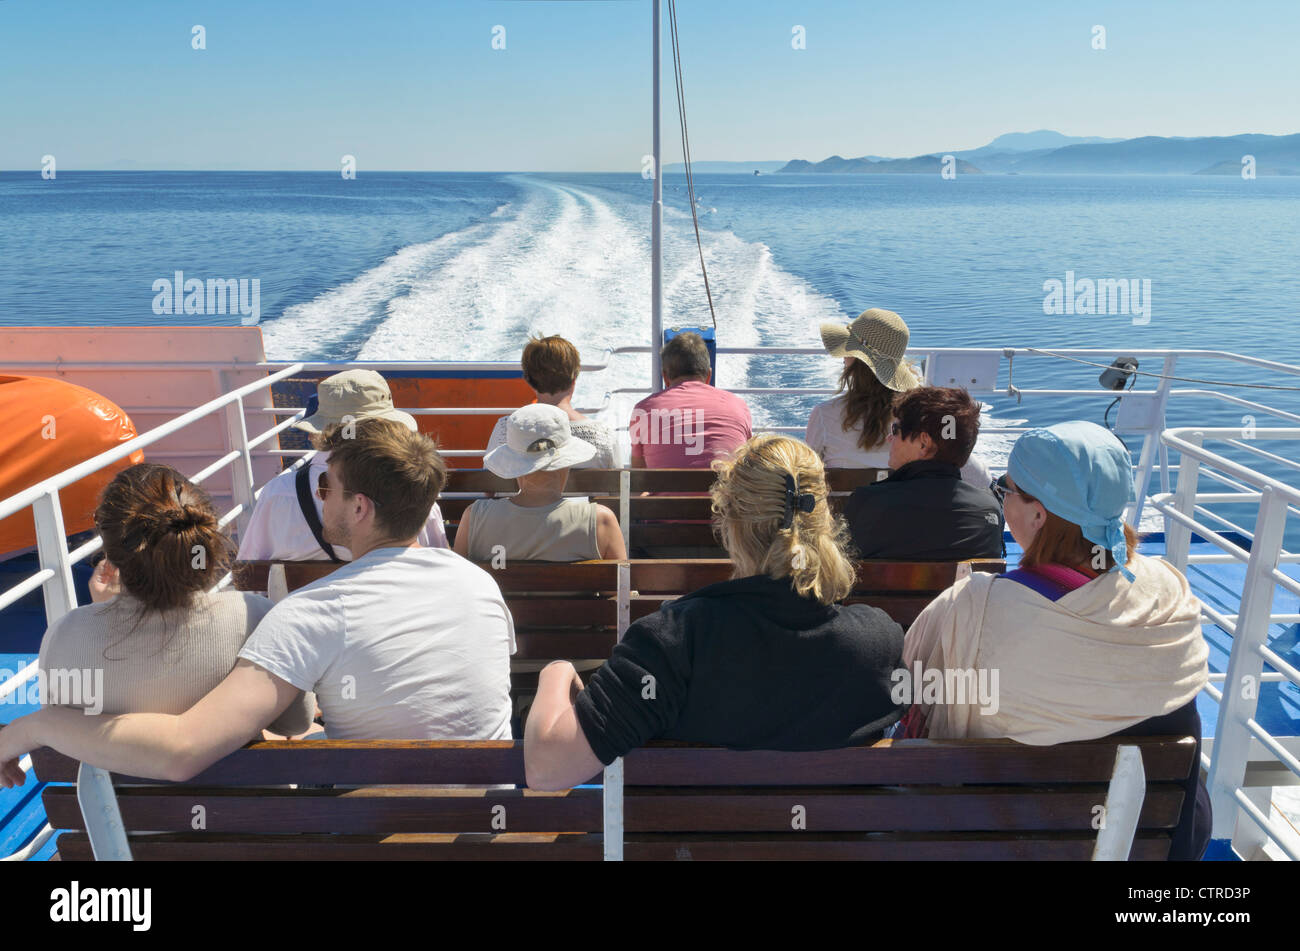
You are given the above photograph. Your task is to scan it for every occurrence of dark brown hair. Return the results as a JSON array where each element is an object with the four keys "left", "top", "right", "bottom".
[
  {"left": 661, "top": 332, "right": 712, "bottom": 383},
  {"left": 521, "top": 335, "right": 581, "bottom": 394},
  {"left": 325, "top": 417, "right": 447, "bottom": 540},
  {"left": 891, "top": 386, "right": 981, "bottom": 467},
  {"left": 95, "top": 463, "right": 230, "bottom": 614}
]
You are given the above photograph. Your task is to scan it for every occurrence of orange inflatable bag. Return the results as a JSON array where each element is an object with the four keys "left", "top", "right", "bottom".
[{"left": 0, "top": 375, "right": 144, "bottom": 559}]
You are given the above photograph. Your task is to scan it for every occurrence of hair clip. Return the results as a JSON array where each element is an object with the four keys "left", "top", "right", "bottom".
[{"left": 782, "top": 473, "right": 816, "bottom": 529}]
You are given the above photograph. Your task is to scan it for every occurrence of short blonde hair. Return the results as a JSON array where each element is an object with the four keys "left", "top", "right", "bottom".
[{"left": 710, "top": 435, "right": 856, "bottom": 605}]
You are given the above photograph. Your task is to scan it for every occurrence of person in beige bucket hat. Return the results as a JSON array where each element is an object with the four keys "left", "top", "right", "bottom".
[
  {"left": 295, "top": 369, "right": 418, "bottom": 435},
  {"left": 236, "top": 371, "right": 445, "bottom": 564}
]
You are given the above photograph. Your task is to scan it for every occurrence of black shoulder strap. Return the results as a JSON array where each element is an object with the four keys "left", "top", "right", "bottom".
[{"left": 296, "top": 463, "right": 342, "bottom": 563}]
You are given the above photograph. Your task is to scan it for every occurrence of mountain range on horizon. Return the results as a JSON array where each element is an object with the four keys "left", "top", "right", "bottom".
[
  {"left": 781, "top": 130, "right": 1300, "bottom": 175},
  {"left": 668, "top": 131, "right": 1300, "bottom": 175}
]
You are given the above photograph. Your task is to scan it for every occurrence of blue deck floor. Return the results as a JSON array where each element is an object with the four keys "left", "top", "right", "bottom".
[{"left": 2, "top": 534, "right": 1297, "bottom": 860}]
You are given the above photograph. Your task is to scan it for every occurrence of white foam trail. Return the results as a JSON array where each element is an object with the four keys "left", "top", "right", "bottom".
[{"left": 266, "top": 175, "right": 1023, "bottom": 446}]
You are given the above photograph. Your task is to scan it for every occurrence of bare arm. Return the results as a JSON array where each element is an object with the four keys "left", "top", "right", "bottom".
[
  {"left": 524, "top": 661, "right": 603, "bottom": 791},
  {"left": 0, "top": 659, "right": 302, "bottom": 785},
  {"left": 452, "top": 503, "right": 473, "bottom": 558},
  {"left": 595, "top": 505, "right": 627, "bottom": 560}
]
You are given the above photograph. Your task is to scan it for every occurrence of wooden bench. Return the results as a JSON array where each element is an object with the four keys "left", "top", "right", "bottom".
[
  {"left": 32, "top": 734, "right": 1196, "bottom": 861},
  {"left": 439, "top": 467, "right": 889, "bottom": 554},
  {"left": 629, "top": 558, "right": 1004, "bottom": 629},
  {"left": 232, "top": 556, "right": 1005, "bottom": 648}
]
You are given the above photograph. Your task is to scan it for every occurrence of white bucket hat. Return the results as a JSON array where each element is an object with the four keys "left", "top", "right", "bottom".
[
  {"left": 295, "top": 369, "right": 418, "bottom": 435},
  {"left": 482, "top": 404, "right": 596, "bottom": 479}
]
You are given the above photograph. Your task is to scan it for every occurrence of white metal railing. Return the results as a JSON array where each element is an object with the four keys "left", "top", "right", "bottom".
[
  {"left": 1152, "top": 427, "right": 1300, "bottom": 861},
  {"left": 0, "top": 360, "right": 306, "bottom": 860},
  {"left": 4, "top": 345, "right": 1300, "bottom": 859}
]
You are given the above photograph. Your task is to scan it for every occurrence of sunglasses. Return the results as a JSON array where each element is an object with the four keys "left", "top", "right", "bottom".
[
  {"left": 992, "top": 474, "right": 1025, "bottom": 503},
  {"left": 316, "top": 471, "right": 381, "bottom": 508},
  {"left": 889, "top": 421, "right": 902, "bottom": 437}
]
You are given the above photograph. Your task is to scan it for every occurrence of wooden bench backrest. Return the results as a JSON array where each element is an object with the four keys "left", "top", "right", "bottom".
[
  {"left": 439, "top": 467, "right": 889, "bottom": 552},
  {"left": 32, "top": 735, "right": 1195, "bottom": 861},
  {"left": 233, "top": 556, "right": 1005, "bottom": 635}
]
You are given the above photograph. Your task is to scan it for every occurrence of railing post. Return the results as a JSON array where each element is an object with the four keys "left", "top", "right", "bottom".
[
  {"left": 603, "top": 757, "right": 625, "bottom": 862},
  {"left": 1207, "top": 485, "right": 1288, "bottom": 850},
  {"left": 1127, "top": 354, "right": 1177, "bottom": 526},
  {"left": 1091, "top": 745, "right": 1145, "bottom": 861},
  {"left": 1163, "top": 431, "right": 1203, "bottom": 573},
  {"left": 31, "top": 490, "right": 77, "bottom": 624},
  {"left": 619, "top": 469, "right": 631, "bottom": 554},
  {"left": 33, "top": 489, "right": 133, "bottom": 861},
  {"left": 220, "top": 373, "right": 257, "bottom": 543}
]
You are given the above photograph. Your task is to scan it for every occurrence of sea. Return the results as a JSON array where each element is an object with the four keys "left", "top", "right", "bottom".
[
  {"left": 3, "top": 169, "right": 1299, "bottom": 514},
  {"left": 2, "top": 169, "right": 1300, "bottom": 853}
]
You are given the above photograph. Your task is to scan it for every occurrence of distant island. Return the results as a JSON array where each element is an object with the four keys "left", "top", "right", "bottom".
[
  {"left": 775, "top": 130, "right": 1300, "bottom": 175},
  {"left": 781, "top": 155, "right": 983, "bottom": 175}
]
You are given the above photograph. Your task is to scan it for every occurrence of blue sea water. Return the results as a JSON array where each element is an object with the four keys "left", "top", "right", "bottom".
[{"left": 3, "top": 169, "right": 1299, "bottom": 524}]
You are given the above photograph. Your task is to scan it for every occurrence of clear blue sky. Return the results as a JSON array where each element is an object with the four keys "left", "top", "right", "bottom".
[{"left": 3, "top": 0, "right": 1297, "bottom": 170}]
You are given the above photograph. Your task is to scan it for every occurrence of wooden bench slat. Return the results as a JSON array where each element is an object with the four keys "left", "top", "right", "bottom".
[
  {"left": 45, "top": 784, "right": 1182, "bottom": 834},
  {"left": 51, "top": 831, "right": 1172, "bottom": 862},
  {"left": 31, "top": 742, "right": 528, "bottom": 786},
  {"left": 622, "top": 833, "right": 1172, "bottom": 861},
  {"left": 620, "top": 737, "right": 1198, "bottom": 785},
  {"left": 53, "top": 832, "right": 605, "bottom": 862},
  {"left": 43, "top": 785, "right": 602, "bottom": 834},
  {"left": 513, "top": 631, "right": 617, "bottom": 660},
  {"left": 31, "top": 737, "right": 1195, "bottom": 787},
  {"left": 504, "top": 599, "right": 617, "bottom": 627}
]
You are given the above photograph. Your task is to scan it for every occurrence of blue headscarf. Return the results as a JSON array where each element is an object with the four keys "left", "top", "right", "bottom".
[{"left": 1007, "top": 421, "right": 1138, "bottom": 582}]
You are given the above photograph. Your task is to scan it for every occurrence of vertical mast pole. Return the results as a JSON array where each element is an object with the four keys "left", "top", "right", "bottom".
[{"left": 650, "top": 0, "right": 664, "bottom": 393}]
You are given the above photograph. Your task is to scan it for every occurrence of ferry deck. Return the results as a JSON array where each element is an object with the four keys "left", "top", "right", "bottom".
[{"left": 1, "top": 325, "right": 1299, "bottom": 861}]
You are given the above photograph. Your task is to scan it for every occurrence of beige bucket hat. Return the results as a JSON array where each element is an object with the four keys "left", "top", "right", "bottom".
[
  {"left": 295, "top": 369, "right": 418, "bottom": 435},
  {"left": 819, "top": 308, "right": 917, "bottom": 392}
]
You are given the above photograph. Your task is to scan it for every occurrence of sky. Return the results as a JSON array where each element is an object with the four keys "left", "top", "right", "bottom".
[{"left": 2, "top": 0, "right": 1298, "bottom": 171}]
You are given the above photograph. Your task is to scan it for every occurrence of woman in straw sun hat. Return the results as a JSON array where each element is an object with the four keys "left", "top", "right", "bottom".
[
  {"left": 454, "top": 404, "right": 626, "bottom": 563},
  {"left": 805, "top": 308, "right": 991, "bottom": 487}
]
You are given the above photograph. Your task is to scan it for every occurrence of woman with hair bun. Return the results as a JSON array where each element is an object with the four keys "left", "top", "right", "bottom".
[
  {"left": 524, "top": 434, "right": 906, "bottom": 791},
  {"left": 37, "top": 463, "right": 313, "bottom": 735}
]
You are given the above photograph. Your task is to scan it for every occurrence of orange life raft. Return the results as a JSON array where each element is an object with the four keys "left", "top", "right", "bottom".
[{"left": 0, "top": 375, "right": 144, "bottom": 559}]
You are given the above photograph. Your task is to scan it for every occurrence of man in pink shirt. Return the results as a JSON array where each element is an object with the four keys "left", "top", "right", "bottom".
[{"left": 629, "top": 332, "right": 753, "bottom": 468}]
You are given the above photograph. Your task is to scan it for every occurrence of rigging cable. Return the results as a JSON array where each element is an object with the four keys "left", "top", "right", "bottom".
[
  {"left": 667, "top": 0, "right": 717, "bottom": 330},
  {"left": 1025, "top": 348, "right": 1300, "bottom": 392}
]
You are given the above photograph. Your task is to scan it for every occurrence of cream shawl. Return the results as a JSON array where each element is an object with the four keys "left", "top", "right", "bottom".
[{"left": 901, "top": 553, "right": 1209, "bottom": 745}]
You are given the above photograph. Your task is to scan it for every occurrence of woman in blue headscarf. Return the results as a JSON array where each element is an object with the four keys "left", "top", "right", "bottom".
[{"left": 902, "top": 421, "right": 1211, "bottom": 859}]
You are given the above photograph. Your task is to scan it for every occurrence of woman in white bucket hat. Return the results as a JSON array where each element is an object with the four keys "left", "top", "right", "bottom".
[
  {"left": 806, "top": 309, "right": 991, "bottom": 488},
  {"left": 454, "top": 405, "right": 626, "bottom": 562}
]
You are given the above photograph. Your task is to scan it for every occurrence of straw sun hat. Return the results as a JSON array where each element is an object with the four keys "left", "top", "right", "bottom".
[{"left": 819, "top": 308, "right": 917, "bottom": 392}]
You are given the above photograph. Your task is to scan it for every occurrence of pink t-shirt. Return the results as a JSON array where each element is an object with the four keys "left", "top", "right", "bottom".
[{"left": 629, "top": 380, "right": 753, "bottom": 468}]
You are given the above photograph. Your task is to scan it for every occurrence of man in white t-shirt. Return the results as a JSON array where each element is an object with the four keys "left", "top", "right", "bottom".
[
  {"left": 237, "top": 369, "right": 447, "bottom": 562},
  {"left": 0, "top": 419, "right": 515, "bottom": 783}
]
